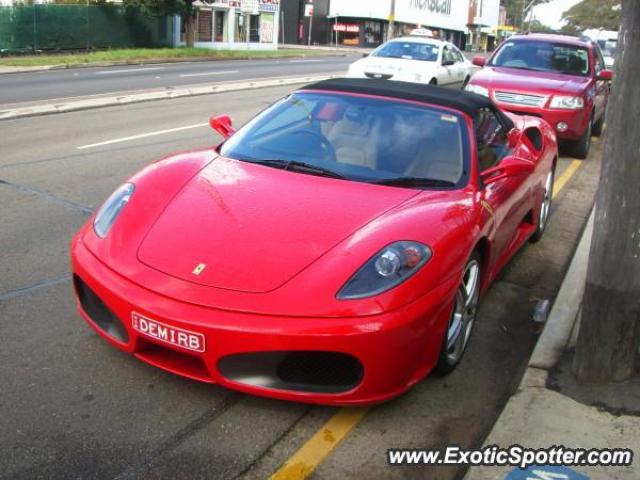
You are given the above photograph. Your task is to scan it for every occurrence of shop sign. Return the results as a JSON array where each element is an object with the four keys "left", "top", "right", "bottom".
[
  {"left": 210, "top": 0, "right": 241, "bottom": 7},
  {"left": 259, "top": 0, "right": 279, "bottom": 13},
  {"left": 241, "top": 0, "right": 259, "bottom": 15},
  {"left": 304, "top": 4, "right": 314, "bottom": 17},
  {"left": 409, "top": 0, "right": 452, "bottom": 16},
  {"left": 333, "top": 23, "right": 360, "bottom": 33}
]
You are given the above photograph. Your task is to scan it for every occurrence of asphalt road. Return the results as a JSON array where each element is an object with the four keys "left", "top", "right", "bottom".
[
  {"left": 0, "top": 55, "right": 357, "bottom": 107},
  {"left": 0, "top": 86, "right": 600, "bottom": 480}
]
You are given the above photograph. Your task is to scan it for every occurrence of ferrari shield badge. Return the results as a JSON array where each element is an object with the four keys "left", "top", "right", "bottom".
[{"left": 192, "top": 263, "right": 207, "bottom": 276}]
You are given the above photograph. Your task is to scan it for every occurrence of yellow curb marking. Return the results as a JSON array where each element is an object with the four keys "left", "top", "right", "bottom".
[
  {"left": 269, "top": 408, "right": 368, "bottom": 480},
  {"left": 269, "top": 157, "right": 584, "bottom": 480},
  {"left": 553, "top": 159, "right": 582, "bottom": 199}
]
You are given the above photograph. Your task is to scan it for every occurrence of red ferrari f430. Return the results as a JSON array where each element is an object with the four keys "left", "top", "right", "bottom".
[{"left": 71, "top": 79, "right": 557, "bottom": 405}]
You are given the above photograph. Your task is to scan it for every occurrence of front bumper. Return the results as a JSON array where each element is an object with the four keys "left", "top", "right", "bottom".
[
  {"left": 493, "top": 99, "right": 590, "bottom": 141},
  {"left": 71, "top": 236, "right": 457, "bottom": 405}
]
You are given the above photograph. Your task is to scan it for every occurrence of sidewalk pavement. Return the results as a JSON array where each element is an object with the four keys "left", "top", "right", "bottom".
[
  {"left": 0, "top": 64, "right": 55, "bottom": 74},
  {"left": 466, "top": 210, "right": 640, "bottom": 480},
  {"left": 279, "top": 43, "right": 373, "bottom": 54}
]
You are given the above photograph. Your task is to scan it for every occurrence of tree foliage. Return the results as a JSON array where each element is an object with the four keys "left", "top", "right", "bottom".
[
  {"left": 561, "top": 0, "right": 621, "bottom": 32},
  {"left": 122, "top": 0, "right": 196, "bottom": 46},
  {"left": 122, "top": 0, "right": 193, "bottom": 17},
  {"left": 526, "top": 19, "right": 554, "bottom": 32},
  {"left": 500, "top": 0, "right": 551, "bottom": 28}
]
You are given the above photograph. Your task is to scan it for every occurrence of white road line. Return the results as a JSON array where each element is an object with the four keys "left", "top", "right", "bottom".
[
  {"left": 288, "top": 59, "right": 324, "bottom": 63},
  {"left": 77, "top": 123, "right": 208, "bottom": 150},
  {"left": 179, "top": 70, "right": 239, "bottom": 78},
  {"left": 95, "top": 67, "right": 165, "bottom": 75}
]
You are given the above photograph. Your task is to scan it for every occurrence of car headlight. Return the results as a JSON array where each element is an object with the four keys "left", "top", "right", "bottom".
[
  {"left": 465, "top": 84, "right": 489, "bottom": 97},
  {"left": 337, "top": 241, "right": 432, "bottom": 300},
  {"left": 549, "top": 96, "right": 585, "bottom": 109},
  {"left": 93, "top": 183, "right": 134, "bottom": 238}
]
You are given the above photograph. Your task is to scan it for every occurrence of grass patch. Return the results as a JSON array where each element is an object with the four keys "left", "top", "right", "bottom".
[{"left": 0, "top": 47, "right": 334, "bottom": 67}]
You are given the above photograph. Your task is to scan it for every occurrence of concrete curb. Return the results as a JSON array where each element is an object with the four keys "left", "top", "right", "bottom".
[
  {"left": 0, "top": 73, "right": 341, "bottom": 120},
  {"left": 529, "top": 207, "right": 594, "bottom": 369}
]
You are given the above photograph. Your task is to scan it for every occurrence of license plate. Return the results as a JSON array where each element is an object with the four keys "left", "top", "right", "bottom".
[{"left": 131, "top": 312, "right": 205, "bottom": 353}]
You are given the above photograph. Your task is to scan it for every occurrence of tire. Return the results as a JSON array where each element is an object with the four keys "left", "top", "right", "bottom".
[
  {"left": 592, "top": 112, "right": 605, "bottom": 137},
  {"left": 530, "top": 167, "right": 555, "bottom": 243},
  {"left": 429, "top": 78, "right": 437, "bottom": 86},
  {"left": 570, "top": 117, "right": 592, "bottom": 160},
  {"left": 461, "top": 76, "right": 471, "bottom": 90},
  {"left": 434, "top": 252, "right": 482, "bottom": 375}
]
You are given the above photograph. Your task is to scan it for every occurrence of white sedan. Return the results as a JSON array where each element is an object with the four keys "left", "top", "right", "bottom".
[{"left": 346, "top": 36, "right": 473, "bottom": 88}]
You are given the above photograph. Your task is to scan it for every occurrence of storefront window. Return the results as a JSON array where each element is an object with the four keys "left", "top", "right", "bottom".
[
  {"left": 214, "top": 10, "right": 227, "bottom": 42},
  {"left": 235, "top": 12, "right": 261, "bottom": 43},
  {"left": 197, "top": 10, "right": 213, "bottom": 42},
  {"left": 333, "top": 23, "right": 360, "bottom": 46},
  {"left": 249, "top": 14, "right": 260, "bottom": 42},
  {"left": 260, "top": 13, "right": 275, "bottom": 43},
  {"left": 235, "top": 12, "right": 246, "bottom": 42},
  {"left": 363, "top": 21, "right": 382, "bottom": 45}
]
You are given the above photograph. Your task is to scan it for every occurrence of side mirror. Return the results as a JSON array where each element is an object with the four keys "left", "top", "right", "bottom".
[
  {"left": 472, "top": 56, "right": 487, "bottom": 67},
  {"left": 507, "top": 128, "right": 521, "bottom": 148},
  {"left": 209, "top": 114, "right": 235, "bottom": 138},
  {"left": 480, "top": 156, "right": 534, "bottom": 186},
  {"left": 597, "top": 69, "right": 613, "bottom": 81},
  {"left": 362, "top": 52, "right": 369, "bottom": 58}
]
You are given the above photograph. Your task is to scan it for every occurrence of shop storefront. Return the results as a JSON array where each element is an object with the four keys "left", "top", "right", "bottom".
[
  {"left": 393, "top": 0, "right": 469, "bottom": 49},
  {"left": 282, "top": 0, "right": 499, "bottom": 50},
  {"left": 325, "top": 0, "right": 470, "bottom": 49},
  {"left": 329, "top": 18, "right": 386, "bottom": 47},
  {"left": 178, "top": 0, "right": 279, "bottom": 49}
]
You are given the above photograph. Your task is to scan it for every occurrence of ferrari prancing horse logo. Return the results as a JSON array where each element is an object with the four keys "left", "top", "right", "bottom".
[{"left": 192, "top": 263, "right": 207, "bottom": 275}]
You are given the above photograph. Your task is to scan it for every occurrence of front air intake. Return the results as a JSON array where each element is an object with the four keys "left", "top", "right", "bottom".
[
  {"left": 218, "top": 351, "right": 364, "bottom": 394},
  {"left": 73, "top": 275, "right": 129, "bottom": 343}
]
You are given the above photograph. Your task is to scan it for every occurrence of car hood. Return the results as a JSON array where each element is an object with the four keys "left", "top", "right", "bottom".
[
  {"left": 351, "top": 56, "right": 439, "bottom": 76},
  {"left": 472, "top": 66, "right": 590, "bottom": 95},
  {"left": 137, "top": 157, "right": 417, "bottom": 293}
]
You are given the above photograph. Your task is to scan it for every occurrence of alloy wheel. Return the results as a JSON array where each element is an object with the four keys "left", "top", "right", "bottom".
[
  {"left": 539, "top": 170, "right": 554, "bottom": 231},
  {"left": 446, "top": 260, "right": 480, "bottom": 364}
]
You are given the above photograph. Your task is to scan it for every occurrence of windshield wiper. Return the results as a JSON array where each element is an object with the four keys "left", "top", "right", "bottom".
[
  {"left": 372, "top": 177, "right": 456, "bottom": 188},
  {"left": 244, "top": 159, "right": 346, "bottom": 179}
]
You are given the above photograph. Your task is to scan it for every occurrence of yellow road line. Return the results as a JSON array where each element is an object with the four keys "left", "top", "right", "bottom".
[
  {"left": 269, "top": 407, "right": 368, "bottom": 480},
  {"left": 553, "top": 159, "right": 582, "bottom": 199},
  {"left": 270, "top": 157, "right": 583, "bottom": 480}
]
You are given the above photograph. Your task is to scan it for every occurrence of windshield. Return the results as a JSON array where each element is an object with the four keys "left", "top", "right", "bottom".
[
  {"left": 490, "top": 40, "right": 591, "bottom": 76},
  {"left": 598, "top": 39, "right": 616, "bottom": 57},
  {"left": 219, "top": 92, "right": 469, "bottom": 188},
  {"left": 371, "top": 41, "right": 439, "bottom": 62}
]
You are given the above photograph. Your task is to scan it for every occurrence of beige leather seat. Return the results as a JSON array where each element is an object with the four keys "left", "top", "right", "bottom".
[
  {"left": 327, "top": 107, "right": 381, "bottom": 169},
  {"left": 403, "top": 126, "right": 463, "bottom": 184}
]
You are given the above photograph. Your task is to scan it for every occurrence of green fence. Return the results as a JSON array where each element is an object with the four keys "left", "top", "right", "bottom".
[{"left": 0, "top": 5, "right": 175, "bottom": 53}]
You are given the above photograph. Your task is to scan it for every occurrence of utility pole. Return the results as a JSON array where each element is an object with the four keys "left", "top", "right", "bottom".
[
  {"left": 387, "top": 0, "right": 396, "bottom": 41},
  {"left": 520, "top": 0, "right": 537, "bottom": 31},
  {"left": 573, "top": 0, "right": 640, "bottom": 384}
]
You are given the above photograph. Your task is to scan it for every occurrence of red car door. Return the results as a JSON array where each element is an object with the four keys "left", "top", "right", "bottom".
[
  {"left": 474, "top": 109, "right": 532, "bottom": 270},
  {"left": 592, "top": 47, "right": 609, "bottom": 120}
]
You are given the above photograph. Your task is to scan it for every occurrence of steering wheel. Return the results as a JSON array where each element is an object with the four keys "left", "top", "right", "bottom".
[{"left": 289, "top": 129, "right": 337, "bottom": 162}]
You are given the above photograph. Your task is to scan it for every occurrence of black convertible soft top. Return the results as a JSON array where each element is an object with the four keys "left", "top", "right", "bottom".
[{"left": 300, "top": 78, "right": 514, "bottom": 130}]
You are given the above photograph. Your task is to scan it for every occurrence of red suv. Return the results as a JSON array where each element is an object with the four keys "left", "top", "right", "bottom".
[{"left": 466, "top": 33, "right": 612, "bottom": 159}]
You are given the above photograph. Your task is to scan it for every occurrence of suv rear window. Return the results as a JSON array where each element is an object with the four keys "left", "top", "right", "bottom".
[{"left": 490, "top": 40, "right": 591, "bottom": 77}]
